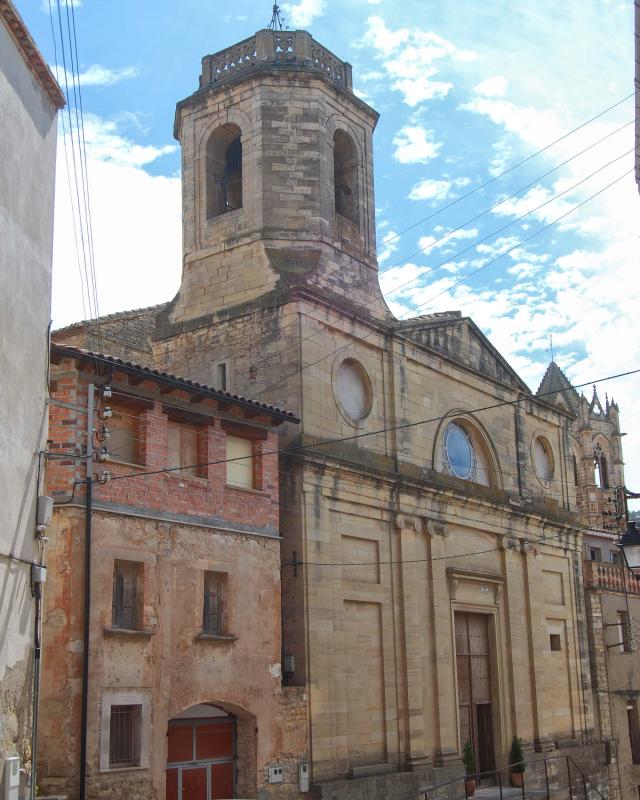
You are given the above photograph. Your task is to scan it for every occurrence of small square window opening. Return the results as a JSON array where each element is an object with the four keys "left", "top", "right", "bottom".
[
  {"left": 109, "top": 704, "right": 141, "bottom": 768},
  {"left": 549, "top": 633, "right": 562, "bottom": 651}
]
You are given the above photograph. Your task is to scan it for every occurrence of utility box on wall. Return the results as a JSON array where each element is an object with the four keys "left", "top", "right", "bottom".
[
  {"left": 299, "top": 762, "right": 309, "bottom": 792},
  {"left": 3, "top": 757, "right": 19, "bottom": 800}
]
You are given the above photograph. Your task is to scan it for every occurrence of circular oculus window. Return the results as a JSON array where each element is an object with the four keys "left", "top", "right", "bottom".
[
  {"left": 335, "top": 358, "right": 373, "bottom": 424},
  {"left": 533, "top": 436, "right": 554, "bottom": 483},
  {"left": 443, "top": 422, "right": 476, "bottom": 480}
]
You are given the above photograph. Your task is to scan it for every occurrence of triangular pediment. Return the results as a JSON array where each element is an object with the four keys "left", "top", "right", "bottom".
[{"left": 396, "top": 312, "right": 531, "bottom": 393}]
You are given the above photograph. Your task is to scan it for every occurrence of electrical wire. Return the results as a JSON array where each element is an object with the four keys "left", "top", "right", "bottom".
[
  {"left": 90, "top": 366, "right": 640, "bottom": 483},
  {"left": 380, "top": 92, "right": 635, "bottom": 249},
  {"left": 381, "top": 148, "right": 633, "bottom": 300},
  {"left": 379, "top": 120, "right": 635, "bottom": 275},
  {"left": 85, "top": 389, "right": 581, "bottom": 490},
  {"left": 257, "top": 167, "right": 633, "bottom": 398}
]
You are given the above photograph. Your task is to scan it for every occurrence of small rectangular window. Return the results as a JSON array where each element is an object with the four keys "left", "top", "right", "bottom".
[
  {"left": 203, "top": 571, "right": 227, "bottom": 635},
  {"left": 628, "top": 701, "right": 640, "bottom": 765},
  {"left": 610, "top": 551, "right": 621, "bottom": 565},
  {"left": 590, "top": 547, "right": 602, "bottom": 562},
  {"left": 226, "top": 435, "right": 253, "bottom": 489},
  {"left": 549, "top": 633, "right": 562, "bottom": 652},
  {"left": 618, "top": 611, "right": 633, "bottom": 653},
  {"left": 167, "top": 421, "right": 202, "bottom": 477},
  {"left": 216, "top": 362, "right": 228, "bottom": 392},
  {"left": 112, "top": 561, "right": 142, "bottom": 630},
  {"left": 109, "top": 704, "right": 141, "bottom": 768}
]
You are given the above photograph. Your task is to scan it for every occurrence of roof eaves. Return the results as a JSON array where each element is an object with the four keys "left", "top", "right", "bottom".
[
  {"left": 51, "top": 344, "right": 300, "bottom": 424},
  {"left": 0, "top": 0, "right": 65, "bottom": 109}
]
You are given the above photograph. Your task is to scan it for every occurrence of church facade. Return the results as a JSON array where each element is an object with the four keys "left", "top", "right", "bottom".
[{"left": 145, "top": 28, "right": 609, "bottom": 798}]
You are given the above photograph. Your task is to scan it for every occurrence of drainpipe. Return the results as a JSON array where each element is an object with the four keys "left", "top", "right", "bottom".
[{"left": 79, "top": 384, "right": 95, "bottom": 800}]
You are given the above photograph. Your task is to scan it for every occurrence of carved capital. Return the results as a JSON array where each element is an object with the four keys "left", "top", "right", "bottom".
[
  {"left": 394, "top": 513, "right": 424, "bottom": 534},
  {"left": 520, "top": 538, "right": 539, "bottom": 555},
  {"left": 449, "top": 576, "right": 459, "bottom": 600},
  {"left": 494, "top": 584, "right": 504, "bottom": 605},
  {"left": 426, "top": 519, "right": 449, "bottom": 538},
  {"left": 499, "top": 535, "right": 518, "bottom": 551}
]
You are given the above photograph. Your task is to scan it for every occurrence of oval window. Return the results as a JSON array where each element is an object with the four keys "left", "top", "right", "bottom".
[
  {"left": 335, "top": 359, "right": 372, "bottom": 424},
  {"left": 533, "top": 437, "right": 554, "bottom": 483},
  {"left": 443, "top": 422, "right": 476, "bottom": 480}
]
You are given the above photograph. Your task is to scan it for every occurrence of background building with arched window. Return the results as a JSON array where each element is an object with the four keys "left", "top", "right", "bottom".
[{"left": 537, "top": 359, "right": 636, "bottom": 800}]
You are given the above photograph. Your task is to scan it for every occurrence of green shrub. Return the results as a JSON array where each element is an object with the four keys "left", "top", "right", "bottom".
[
  {"left": 509, "top": 736, "right": 526, "bottom": 774},
  {"left": 463, "top": 740, "right": 476, "bottom": 776}
]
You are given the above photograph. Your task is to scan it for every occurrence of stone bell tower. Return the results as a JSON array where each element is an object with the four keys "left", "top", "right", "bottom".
[{"left": 155, "top": 27, "right": 391, "bottom": 378}]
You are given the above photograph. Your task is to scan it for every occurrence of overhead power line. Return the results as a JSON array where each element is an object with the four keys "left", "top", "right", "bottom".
[
  {"left": 258, "top": 165, "right": 632, "bottom": 398},
  {"left": 381, "top": 92, "right": 635, "bottom": 248},
  {"left": 91, "top": 366, "right": 640, "bottom": 483}
]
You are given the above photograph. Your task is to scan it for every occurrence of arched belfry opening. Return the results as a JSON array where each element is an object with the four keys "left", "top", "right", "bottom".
[
  {"left": 333, "top": 129, "right": 359, "bottom": 227},
  {"left": 206, "top": 124, "right": 242, "bottom": 219}
]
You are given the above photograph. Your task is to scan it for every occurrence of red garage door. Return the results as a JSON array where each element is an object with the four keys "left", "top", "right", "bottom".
[{"left": 166, "top": 715, "right": 235, "bottom": 800}]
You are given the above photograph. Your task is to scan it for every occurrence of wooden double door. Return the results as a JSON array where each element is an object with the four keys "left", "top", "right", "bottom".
[
  {"left": 455, "top": 612, "right": 496, "bottom": 775},
  {"left": 166, "top": 717, "right": 235, "bottom": 800}
]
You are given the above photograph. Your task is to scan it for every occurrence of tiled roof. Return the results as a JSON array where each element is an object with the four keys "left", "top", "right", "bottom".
[
  {"left": 0, "top": 0, "right": 65, "bottom": 109},
  {"left": 53, "top": 304, "right": 168, "bottom": 334},
  {"left": 51, "top": 344, "right": 300, "bottom": 424}
]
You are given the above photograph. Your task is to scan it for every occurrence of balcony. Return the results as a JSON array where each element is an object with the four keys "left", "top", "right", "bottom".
[
  {"left": 199, "top": 30, "right": 353, "bottom": 92},
  {"left": 583, "top": 559, "right": 640, "bottom": 595}
]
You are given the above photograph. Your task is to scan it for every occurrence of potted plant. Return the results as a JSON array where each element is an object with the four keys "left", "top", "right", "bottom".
[
  {"left": 509, "top": 735, "right": 526, "bottom": 787},
  {"left": 463, "top": 739, "right": 477, "bottom": 797}
]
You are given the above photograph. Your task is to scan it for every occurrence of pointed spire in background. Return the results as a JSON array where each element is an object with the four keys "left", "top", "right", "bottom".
[{"left": 268, "top": 3, "right": 287, "bottom": 30}]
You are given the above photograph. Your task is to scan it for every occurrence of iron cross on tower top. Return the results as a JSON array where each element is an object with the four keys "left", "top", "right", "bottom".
[{"left": 268, "top": 3, "right": 287, "bottom": 30}]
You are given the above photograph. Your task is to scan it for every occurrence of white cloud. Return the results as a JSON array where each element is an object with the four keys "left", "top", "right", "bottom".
[
  {"left": 52, "top": 115, "right": 181, "bottom": 329},
  {"left": 408, "top": 179, "right": 452, "bottom": 201},
  {"left": 79, "top": 114, "right": 177, "bottom": 167},
  {"left": 53, "top": 64, "right": 138, "bottom": 88},
  {"left": 392, "top": 126, "right": 441, "bottom": 164},
  {"left": 377, "top": 230, "right": 400, "bottom": 265},
  {"left": 41, "top": 0, "right": 81, "bottom": 9},
  {"left": 408, "top": 175, "right": 471, "bottom": 201},
  {"left": 281, "top": 0, "right": 326, "bottom": 27},
  {"left": 474, "top": 76, "right": 508, "bottom": 97},
  {"left": 417, "top": 227, "right": 479, "bottom": 253},
  {"left": 363, "top": 17, "right": 474, "bottom": 106}
]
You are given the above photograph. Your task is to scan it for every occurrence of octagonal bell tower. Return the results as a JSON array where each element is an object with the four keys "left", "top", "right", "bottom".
[{"left": 157, "top": 28, "right": 390, "bottom": 334}]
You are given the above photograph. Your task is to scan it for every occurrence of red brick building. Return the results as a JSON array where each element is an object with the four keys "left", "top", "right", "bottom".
[{"left": 38, "top": 345, "right": 307, "bottom": 800}]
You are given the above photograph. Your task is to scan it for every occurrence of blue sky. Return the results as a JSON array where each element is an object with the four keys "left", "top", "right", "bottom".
[{"left": 15, "top": 0, "right": 640, "bottom": 497}]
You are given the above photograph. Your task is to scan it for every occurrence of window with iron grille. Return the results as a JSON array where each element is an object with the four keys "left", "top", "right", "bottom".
[
  {"left": 109, "top": 704, "right": 141, "bottom": 768},
  {"left": 618, "top": 610, "right": 633, "bottom": 653},
  {"left": 203, "top": 571, "right": 227, "bottom": 635},
  {"left": 112, "top": 561, "right": 141, "bottom": 629}
]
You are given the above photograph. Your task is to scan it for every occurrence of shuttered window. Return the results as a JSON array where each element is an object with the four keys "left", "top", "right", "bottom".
[
  {"left": 167, "top": 421, "right": 201, "bottom": 477},
  {"left": 112, "top": 561, "right": 140, "bottom": 630},
  {"left": 203, "top": 572, "right": 227, "bottom": 635},
  {"left": 226, "top": 436, "right": 253, "bottom": 489},
  {"left": 108, "top": 407, "right": 141, "bottom": 465}
]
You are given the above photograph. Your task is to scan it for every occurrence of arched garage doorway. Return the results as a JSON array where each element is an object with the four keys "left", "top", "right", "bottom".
[{"left": 166, "top": 704, "right": 235, "bottom": 800}]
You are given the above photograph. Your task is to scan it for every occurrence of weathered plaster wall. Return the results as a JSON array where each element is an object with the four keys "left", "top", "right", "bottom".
[
  {"left": 39, "top": 362, "right": 308, "bottom": 799},
  {"left": 0, "top": 12, "right": 58, "bottom": 779},
  {"left": 38, "top": 508, "right": 308, "bottom": 800}
]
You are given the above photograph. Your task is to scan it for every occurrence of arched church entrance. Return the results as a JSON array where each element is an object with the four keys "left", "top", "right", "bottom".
[{"left": 166, "top": 704, "right": 236, "bottom": 800}]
